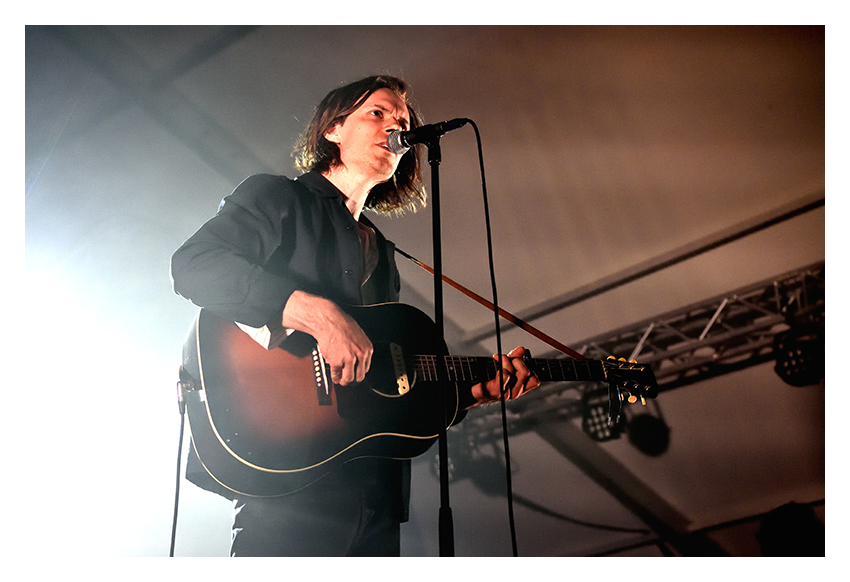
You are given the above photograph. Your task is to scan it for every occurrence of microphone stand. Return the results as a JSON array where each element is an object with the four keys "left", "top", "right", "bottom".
[{"left": 425, "top": 136, "right": 455, "bottom": 557}]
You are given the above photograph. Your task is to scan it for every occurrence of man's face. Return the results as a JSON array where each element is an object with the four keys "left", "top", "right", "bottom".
[{"left": 324, "top": 88, "right": 411, "bottom": 183}]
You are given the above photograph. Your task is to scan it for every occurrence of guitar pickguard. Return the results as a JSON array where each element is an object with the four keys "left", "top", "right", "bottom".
[{"left": 390, "top": 342, "right": 411, "bottom": 395}]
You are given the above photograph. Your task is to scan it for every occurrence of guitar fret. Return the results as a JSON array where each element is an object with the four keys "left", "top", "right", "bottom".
[
  {"left": 425, "top": 355, "right": 437, "bottom": 382},
  {"left": 545, "top": 359, "right": 558, "bottom": 381},
  {"left": 456, "top": 356, "right": 477, "bottom": 383},
  {"left": 563, "top": 359, "right": 577, "bottom": 381},
  {"left": 561, "top": 360, "right": 570, "bottom": 380},
  {"left": 447, "top": 356, "right": 456, "bottom": 381}
]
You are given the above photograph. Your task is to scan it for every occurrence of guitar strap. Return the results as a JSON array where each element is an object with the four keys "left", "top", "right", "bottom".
[
  {"left": 394, "top": 247, "right": 586, "bottom": 360},
  {"left": 394, "top": 250, "right": 643, "bottom": 428}
]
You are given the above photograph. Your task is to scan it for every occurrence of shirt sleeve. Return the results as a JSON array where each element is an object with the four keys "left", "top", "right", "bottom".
[{"left": 170, "top": 174, "right": 299, "bottom": 328}]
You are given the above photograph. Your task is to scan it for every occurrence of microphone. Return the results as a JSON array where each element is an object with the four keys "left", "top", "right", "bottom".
[{"left": 387, "top": 118, "right": 469, "bottom": 155}]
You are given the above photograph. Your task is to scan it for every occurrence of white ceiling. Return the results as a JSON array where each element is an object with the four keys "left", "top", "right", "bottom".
[{"left": 21, "top": 25, "right": 827, "bottom": 561}]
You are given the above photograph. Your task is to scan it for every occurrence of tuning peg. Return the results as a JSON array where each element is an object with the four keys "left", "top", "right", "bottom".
[
  {"left": 618, "top": 357, "right": 627, "bottom": 362},
  {"left": 628, "top": 394, "right": 638, "bottom": 404},
  {"left": 607, "top": 356, "right": 616, "bottom": 360},
  {"left": 629, "top": 359, "right": 637, "bottom": 364}
]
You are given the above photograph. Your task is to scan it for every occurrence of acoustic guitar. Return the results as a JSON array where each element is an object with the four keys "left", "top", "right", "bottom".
[{"left": 180, "top": 302, "right": 657, "bottom": 497}]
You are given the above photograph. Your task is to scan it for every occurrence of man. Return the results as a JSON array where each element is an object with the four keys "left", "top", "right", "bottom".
[{"left": 171, "top": 75, "right": 539, "bottom": 556}]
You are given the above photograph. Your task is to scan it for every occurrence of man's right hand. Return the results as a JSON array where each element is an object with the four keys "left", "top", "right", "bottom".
[{"left": 281, "top": 291, "right": 373, "bottom": 386}]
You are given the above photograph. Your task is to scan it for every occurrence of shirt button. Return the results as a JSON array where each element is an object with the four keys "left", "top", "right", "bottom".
[{"left": 344, "top": 269, "right": 353, "bottom": 275}]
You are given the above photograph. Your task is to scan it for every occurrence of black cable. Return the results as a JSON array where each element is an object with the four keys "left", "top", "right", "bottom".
[
  {"left": 468, "top": 119, "right": 519, "bottom": 557},
  {"left": 169, "top": 407, "right": 186, "bottom": 557},
  {"left": 511, "top": 493, "right": 651, "bottom": 534}
]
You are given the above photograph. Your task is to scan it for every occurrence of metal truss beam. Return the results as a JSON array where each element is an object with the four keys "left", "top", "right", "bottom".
[
  {"left": 579, "top": 260, "right": 825, "bottom": 391},
  {"left": 459, "top": 260, "right": 824, "bottom": 442}
]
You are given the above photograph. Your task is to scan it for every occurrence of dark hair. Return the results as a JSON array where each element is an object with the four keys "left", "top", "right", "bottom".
[{"left": 294, "top": 75, "right": 426, "bottom": 216}]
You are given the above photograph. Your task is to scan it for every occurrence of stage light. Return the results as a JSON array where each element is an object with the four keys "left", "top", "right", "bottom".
[
  {"left": 773, "top": 324, "right": 824, "bottom": 387},
  {"left": 773, "top": 270, "right": 824, "bottom": 388},
  {"left": 581, "top": 387, "right": 626, "bottom": 442},
  {"left": 626, "top": 412, "right": 670, "bottom": 456}
]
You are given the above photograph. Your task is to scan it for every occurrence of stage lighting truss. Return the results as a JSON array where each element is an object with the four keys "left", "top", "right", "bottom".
[{"left": 460, "top": 261, "right": 824, "bottom": 444}]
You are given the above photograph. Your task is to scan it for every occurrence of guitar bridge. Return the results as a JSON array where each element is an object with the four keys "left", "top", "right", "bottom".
[{"left": 313, "top": 348, "right": 332, "bottom": 405}]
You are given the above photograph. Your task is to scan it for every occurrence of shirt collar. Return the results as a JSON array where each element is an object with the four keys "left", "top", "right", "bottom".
[
  {"left": 295, "top": 171, "right": 343, "bottom": 199},
  {"left": 295, "top": 171, "right": 379, "bottom": 230}
]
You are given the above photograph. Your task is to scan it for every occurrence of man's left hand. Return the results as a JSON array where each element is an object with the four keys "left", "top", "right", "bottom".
[{"left": 466, "top": 346, "right": 541, "bottom": 409}]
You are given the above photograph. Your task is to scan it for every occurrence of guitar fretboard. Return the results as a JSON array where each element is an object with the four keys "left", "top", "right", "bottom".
[{"left": 412, "top": 355, "right": 606, "bottom": 384}]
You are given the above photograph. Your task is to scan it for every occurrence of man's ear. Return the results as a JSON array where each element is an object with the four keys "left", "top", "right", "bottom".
[{"left": 324, "top": 124, "right": 341, "bottom": 144}]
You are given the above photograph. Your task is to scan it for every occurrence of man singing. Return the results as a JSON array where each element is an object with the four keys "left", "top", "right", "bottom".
[{"left": 171, "top": 75, "right": 539, "bottom": 556}]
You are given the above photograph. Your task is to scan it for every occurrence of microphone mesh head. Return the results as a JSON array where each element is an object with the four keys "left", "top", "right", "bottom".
[{"left": 387, "top": 131, "right": 409, "bottom": 155}]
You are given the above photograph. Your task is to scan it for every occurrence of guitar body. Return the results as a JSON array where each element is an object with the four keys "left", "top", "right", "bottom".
[{"left": 182, "top": 302, "right": 466, "bottom": 497}]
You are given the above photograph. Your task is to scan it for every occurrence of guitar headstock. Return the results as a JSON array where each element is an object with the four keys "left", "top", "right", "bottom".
[{"left": 602, "top": 356, "right": 659, "bottom": 404}]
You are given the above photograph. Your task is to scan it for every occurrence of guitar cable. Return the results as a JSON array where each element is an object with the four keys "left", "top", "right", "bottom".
[{"left": 169, "top": 370, "right": 189, "bottom": 557}]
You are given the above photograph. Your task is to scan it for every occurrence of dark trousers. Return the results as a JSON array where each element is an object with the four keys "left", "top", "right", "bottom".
[{"left": 229, "top": 460, "right": 403, "bottom": 557}]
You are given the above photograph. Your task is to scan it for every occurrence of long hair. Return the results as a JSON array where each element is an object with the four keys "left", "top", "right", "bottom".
[{"left": 293, "top": 76, "right": 426, "bottom": 216}]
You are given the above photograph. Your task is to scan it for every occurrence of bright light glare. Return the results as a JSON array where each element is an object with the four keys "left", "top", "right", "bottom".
[{"left": 18, "top": 264, "right": 189, "bottom": 556}]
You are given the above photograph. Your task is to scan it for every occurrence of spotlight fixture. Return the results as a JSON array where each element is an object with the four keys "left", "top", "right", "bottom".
[
  {"left": 773, "top": 271, "right": 824, "bottom": 387},
  {"left": 626, "top": 412, "right": 670, "bottom": 456},
  {"left": 773, "top": 324, "right": 824, "bottom": 387},
  {"left": 581, "top": 387, "right": 626, "bottom": 441}
]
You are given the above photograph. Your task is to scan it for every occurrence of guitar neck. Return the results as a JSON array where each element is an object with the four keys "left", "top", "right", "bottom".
[{"left": 413, "top": 355, "right": 607, "bottom": 385}]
